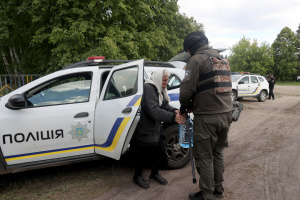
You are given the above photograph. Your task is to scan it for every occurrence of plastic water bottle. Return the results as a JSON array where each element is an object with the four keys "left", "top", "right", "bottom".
[{"left": 179, "top": 116, "right": 193, "bottom": 148}]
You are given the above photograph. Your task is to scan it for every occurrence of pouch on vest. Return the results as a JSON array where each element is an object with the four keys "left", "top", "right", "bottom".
[{"left": 198, "top": 51, "right": 232, "bottom": 94}]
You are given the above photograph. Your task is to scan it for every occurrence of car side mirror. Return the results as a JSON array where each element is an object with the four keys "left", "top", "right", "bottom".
[
  {"left": 5, "top": 94, "right": 26, "bottom": 110},
  {"left": 238, "top": 81, "right": 244, "bottom": 84}
]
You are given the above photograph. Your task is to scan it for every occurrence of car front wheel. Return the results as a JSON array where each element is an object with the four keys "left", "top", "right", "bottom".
[
  {"left": 231, "top": 91, "right": 237, "bottom": 101},
  {"left": 257, "top": 90, "right": 267, "bottom": 102},
  {"left": 163, "top": 124, "right": 190, "bottom": 169}
]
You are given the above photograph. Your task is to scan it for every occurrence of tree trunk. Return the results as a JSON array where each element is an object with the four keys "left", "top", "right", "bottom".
[{"left": 1, "top": 47, "right": 12, "bottom": 75}]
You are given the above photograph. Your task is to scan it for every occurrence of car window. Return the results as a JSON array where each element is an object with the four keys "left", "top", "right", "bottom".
[
  {"left": 167, "top": 74, "right": 181, "bottom": 90},
  {"left": 258, "top": 77, "right": 265, "bottom": 82},
  {"left": 25, "top": 73, "right": 92, "bottom": 107},
  {"left": 239, "top": 76, "right": 249, "bottom": 84},
  {"left": 231, "top": 75, "right": 242, "bottom": 82},
  {"left": 250, "top": 76, "right": 258, "bottom": 83},
  {"left": 104, "top": 66, "right": 138, "bottom": 100}
]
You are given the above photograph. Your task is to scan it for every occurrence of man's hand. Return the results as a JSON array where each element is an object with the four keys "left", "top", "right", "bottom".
[{"left": 175, "top": 114, "right": 186, "bottom": 124}]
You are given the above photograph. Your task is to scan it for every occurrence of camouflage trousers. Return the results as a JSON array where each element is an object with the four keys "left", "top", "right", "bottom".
[{"left": 193, "top": 111, "right": 232, "bottom": 200}]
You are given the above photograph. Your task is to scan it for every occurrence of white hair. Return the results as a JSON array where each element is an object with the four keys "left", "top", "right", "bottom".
[
  {"left": 145, "top": 68, "right": 171, "bottom": 106},
  {"left": 163, "top": 69, "right": 170, "bottom": 77}
]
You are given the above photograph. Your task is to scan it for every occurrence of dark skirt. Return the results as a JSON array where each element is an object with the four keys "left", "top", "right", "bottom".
[{"left": 130, "top": 137, "right": 168, "bottom": 169}]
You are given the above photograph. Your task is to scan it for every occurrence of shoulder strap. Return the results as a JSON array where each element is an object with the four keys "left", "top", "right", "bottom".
[{"left": 198, "top": 51, "right": 222, "bottom": 60}]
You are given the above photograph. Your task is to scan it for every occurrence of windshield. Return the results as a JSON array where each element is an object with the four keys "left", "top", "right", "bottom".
[{"left": 231, "top": 75, "right": 242, "bottom": 82}]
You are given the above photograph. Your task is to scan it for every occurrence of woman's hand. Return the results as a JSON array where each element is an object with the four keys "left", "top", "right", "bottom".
[{"left": 175, "top": 114, "right": 186, "bottom": 124}]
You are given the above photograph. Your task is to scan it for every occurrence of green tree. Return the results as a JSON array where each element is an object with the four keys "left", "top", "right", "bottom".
[
  {"left": 272, "top": 27, "right": 298, "bottom": 80},
  {"left": 0, "top": 0, "right": 33, "bottom": 75},
  {"left": 229, "top": 37, "right": 274, "bottom": 75},
  {"left": 1, "top": 0, "right": 203, "bottom": 75},
  {"left": 296, "top": 23, "right": 300, "bottom": 76}
]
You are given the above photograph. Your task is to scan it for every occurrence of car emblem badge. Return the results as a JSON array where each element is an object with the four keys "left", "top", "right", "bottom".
[{"left": 69, "top": 122, "right": 90, "bottom": 141}]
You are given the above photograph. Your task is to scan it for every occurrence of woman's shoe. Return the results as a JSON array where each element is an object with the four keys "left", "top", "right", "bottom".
[
  {"left": 133, "top": 176, "right": 149, "bottom": 189},
  {"left": 149, "top": 173, "right": 168, "bottom": 185}
]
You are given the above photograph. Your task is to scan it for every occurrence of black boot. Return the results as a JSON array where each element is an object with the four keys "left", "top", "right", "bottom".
[
  {"left": 133, "top": 176, "right": 149, "bottom": 189},
  {"left": 189, "top": 191, "right": 205, "bottom": 200},
  {"left": 149, "top": 173, "right": 168, "bottom": 185},
  {"left": 213, "top": 185, "right": 224, "bottom": 198}
]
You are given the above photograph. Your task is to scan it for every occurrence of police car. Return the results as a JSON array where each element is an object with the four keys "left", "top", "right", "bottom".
[
  {"left": 231, "top": 74, "right": 269, "bottom": 102},
  {"left": 0, "top": 57, "right": 190, "bottom": 175}
]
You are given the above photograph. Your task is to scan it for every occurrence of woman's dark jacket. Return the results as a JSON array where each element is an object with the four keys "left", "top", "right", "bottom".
[{"left": 132, "top": 83, "right": 177, "bottom": 145}]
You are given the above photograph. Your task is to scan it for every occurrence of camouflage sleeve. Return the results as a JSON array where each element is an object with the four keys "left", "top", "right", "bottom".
[{"left": 179, "top": 58, "right": 200, "bottom": 108}]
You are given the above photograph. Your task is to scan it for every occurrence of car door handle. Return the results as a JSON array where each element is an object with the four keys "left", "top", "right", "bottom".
[
  {"left": 122, "top": 107, "right": 132, "bottom": 113},
  {"left": 74, "top": 112, "right": 89, "bottom": 118}
]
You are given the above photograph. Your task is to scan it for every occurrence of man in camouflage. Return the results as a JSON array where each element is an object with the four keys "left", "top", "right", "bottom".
[{"left": 179, "top": 31, "right": 233, "bottom": 200}]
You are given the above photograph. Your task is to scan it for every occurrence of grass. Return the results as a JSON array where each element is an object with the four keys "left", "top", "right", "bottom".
[{"left": 276, "top": 81, "right": 300, "bottom": 86}]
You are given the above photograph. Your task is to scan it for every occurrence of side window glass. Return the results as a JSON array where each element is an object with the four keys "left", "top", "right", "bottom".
[
  {"left": 251, "top": 76, "right": 258, "bottom": 83},
  {"left": 239, "top": 76, "right": 249, "bottom": 84},
  {"left": 104, "top": 66, "right": 138, "bottom": 100},
  {"left": 167, "top": 74, "right": 181, "bottom": 90},
  {"left": 25, "top": 73, "right": 92, "bottom": 107},
  {"left": 258, "top": 77, "right": 265, "bottom": 82}
]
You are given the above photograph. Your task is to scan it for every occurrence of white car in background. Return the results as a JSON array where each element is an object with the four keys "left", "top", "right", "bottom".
[{"left": 231, "top": 74, "right": 269, "bottom": 102}]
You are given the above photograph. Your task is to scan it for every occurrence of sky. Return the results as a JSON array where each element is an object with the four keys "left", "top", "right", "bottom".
[{"left": 177, "top": 0, "right": 300, "bottom": 56}]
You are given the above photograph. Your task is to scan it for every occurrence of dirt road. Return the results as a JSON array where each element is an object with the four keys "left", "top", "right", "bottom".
[{"left": 95, "top": 85, "right": 300, "bottom": 200}]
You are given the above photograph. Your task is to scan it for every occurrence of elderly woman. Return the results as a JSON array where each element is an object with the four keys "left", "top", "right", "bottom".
[{"left": 130, "top": 69, "right": 185, "bottom": 189}]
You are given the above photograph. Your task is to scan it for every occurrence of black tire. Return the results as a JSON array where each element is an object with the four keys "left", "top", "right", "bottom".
[
  {"left": 237, "top": 97, "right": 244, "bottom": 100},
  {"left": 0, "top": 150, "right": 8, "bottom": 175},
  {"left": 231, "top": 91, "right": 237, "bottom": 101},
  {"left": 257, "top": 90, "right": 267, "bottom": 102},
  {"left": 163, "top": 124, "right": 190, "bottom": 169}
]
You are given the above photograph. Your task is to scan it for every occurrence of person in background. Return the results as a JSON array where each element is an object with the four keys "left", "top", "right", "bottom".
[
  {"left": 130, "top": 69, "right": 185, "bottom": 189},
  {"left": 267, "top": 75, "right": 275, "bottom": 100},
  {"left": 179, "top": 31, "right": 233, "bottom": 200}
]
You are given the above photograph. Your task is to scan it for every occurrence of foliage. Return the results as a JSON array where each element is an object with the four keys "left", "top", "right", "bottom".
[
  {"left": 296, "top": 23, "right": 300, "bottom": 75},
  {"left": 272, "top": 27, "right": 298, "bottom": 81},
  {"left": 229, "top": 37, "right": 274, "bottom": 76},
  {"left": 0, "top": 0, "right": 203, "bottom": 75},
  {"left": 276, "top": 81, "right": 300, "bottom": 86}
]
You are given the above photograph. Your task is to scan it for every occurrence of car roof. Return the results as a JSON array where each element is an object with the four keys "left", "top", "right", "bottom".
[
  {"left": 63, "top": 59, "right": 176, "bottom": 70},
  {"left": 231, "top": 73, "right": 262, "bottom": 76}
]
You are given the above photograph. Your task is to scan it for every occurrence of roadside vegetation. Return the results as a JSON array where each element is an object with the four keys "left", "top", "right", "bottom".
[
  {"left": 0, "top": 0, "right": 202, "bottom": 75},
  {"left": 229, "top": 25, "right": 300, "bottom": 81},
  {"left": 0, "top": 1, "right": 299, "bottom": 81},
  {"left": 276, "top": 81, "right": 300, "bottom": 86}
]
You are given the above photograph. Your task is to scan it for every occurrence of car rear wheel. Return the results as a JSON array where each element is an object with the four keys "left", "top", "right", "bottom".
[
  {"left": 257, "top": 90, "right": 267, "bottom": 102},
  {"left": 163, "top": 124, "right": 190, "bottom": 169}
]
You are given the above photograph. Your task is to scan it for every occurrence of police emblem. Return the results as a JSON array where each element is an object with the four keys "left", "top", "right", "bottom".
[{"left": 69, "top": 122, "right": 90, "bottom": 141}]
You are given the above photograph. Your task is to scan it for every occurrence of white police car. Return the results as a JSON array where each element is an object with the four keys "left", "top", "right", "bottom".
[
  {"left": 231, "top": 74, "right": 269, "bottom": 102},
  {"left": 0, "top": 57, "right": 191, "bottom": 175}
]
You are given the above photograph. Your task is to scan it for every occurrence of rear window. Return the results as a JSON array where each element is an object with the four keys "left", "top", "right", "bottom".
[{"left": 231, "top": 75, "right": 242, "bottom": 82}]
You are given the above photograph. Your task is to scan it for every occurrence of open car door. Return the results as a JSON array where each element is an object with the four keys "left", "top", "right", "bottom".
[{"left": 94, "top": 60, "right": 144, "bottom": 159}]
